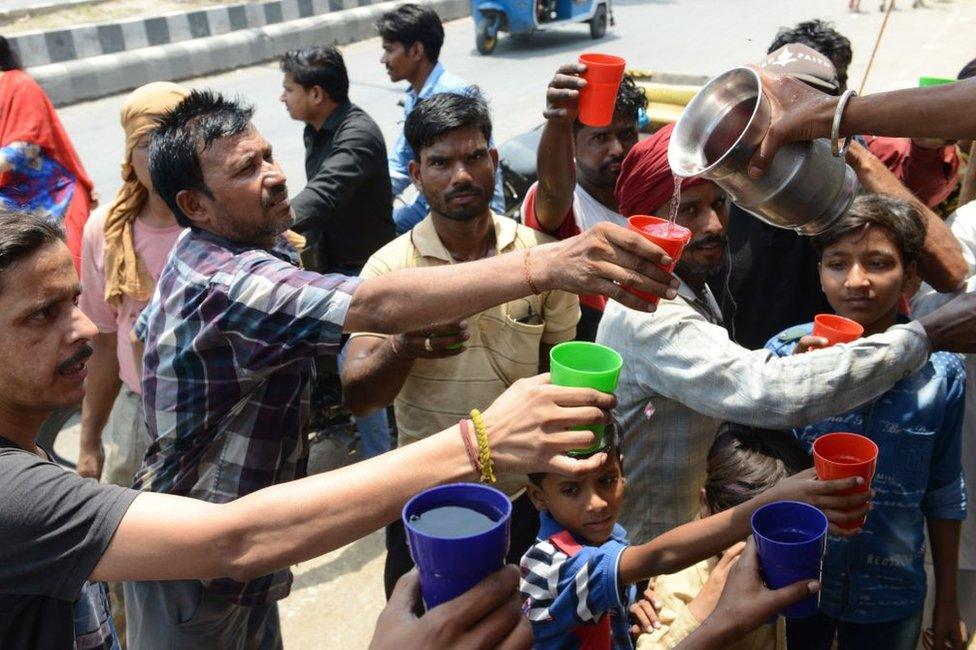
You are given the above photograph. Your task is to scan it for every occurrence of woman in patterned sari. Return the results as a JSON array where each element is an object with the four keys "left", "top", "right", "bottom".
[{"left": 0, "top": 35, "right": 95, "bottom": 271}]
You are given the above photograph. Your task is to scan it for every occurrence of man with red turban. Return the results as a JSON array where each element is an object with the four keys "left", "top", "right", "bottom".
[{"left": 596, "top": 123, "right": 956, "bottom": 549}]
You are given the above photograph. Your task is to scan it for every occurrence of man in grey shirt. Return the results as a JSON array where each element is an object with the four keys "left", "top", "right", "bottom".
[{"left": 599, "top": 125, "right": 973, "bottom": 544}]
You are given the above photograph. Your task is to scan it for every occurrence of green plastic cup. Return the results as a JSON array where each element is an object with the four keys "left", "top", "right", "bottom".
[
  {"left": 919, "top": 76, "right": 955, "bottom": 87},
  {"left": 549, "top": 341, "right": 623, "bottom": 456}
]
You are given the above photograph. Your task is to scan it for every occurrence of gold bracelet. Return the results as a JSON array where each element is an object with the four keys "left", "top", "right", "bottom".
[{"left": 469, "top": 409, "right": 496, "bottom": 484}]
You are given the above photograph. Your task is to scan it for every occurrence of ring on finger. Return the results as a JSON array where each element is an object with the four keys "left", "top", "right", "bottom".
[{"left": 424, "top": 336, "right": 433, "bottom": 353}]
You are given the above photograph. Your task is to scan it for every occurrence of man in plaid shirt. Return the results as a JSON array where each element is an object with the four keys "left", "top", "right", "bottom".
[{"left": 120, "top": 90, "right": 688, "bottom": 647}]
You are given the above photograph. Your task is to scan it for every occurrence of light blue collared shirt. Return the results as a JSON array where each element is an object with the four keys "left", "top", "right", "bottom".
[{"left": 389, "top": 62, "right": 505, "bottom": 233}]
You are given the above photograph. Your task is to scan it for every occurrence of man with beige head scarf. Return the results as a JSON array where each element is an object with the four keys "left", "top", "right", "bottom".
[
  {"left": 77, "top": 82, "right": 188, "bottom": 487},
  {"left": 77, "top": 81, "right": 189, "bottom": 645}
]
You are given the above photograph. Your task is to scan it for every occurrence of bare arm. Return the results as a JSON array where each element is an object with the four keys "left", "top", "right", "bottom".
[
  {"left": 343, "top": 223, "right": 679, "bottom": 333},
  {"left": 534, "top": 63, "right": 587, "bottom": 231},
  {"left": 90, "top": 375, "right": 614, "bottom": 583},
  {"left": 342, "top": 323, "right": 468, "bottom": 415},
  {"left": 77, "top": 332, "right": 122, "bottom": 479},
  {"left": 749, "top": 70, "right": 976, "bottom": 177},
  {"left": 618, "top": 469, "right": 867, "bottom": 585},
  {"left": 341, "top": 336, "right": 413, "bottom": 416}
]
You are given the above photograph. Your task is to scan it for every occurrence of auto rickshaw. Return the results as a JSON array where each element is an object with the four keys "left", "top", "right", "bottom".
[{"left": 470, "top": 0, "right": 613, "bottom": 55}]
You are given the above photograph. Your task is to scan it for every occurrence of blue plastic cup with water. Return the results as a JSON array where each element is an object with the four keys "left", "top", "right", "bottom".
[
  {"left": 751, "top": 500, "right": 828, "bottom": 618},
  {"left": 403, "top": 483, "right": 512, "bottom": 609}
]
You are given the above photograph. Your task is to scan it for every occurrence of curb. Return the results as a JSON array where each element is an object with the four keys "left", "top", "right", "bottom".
[
  {"left": 10, "top": 0, "right": 391, "bottom": 68},
  {"left": 29, "top": 0, "right": 469, "bottom": 106}
]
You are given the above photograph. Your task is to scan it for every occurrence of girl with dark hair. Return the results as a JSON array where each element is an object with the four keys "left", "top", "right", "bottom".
[
  {"left": 0, "top": 36, "right": 95, "bottom": 272},
  {"left": 634, "top": 424, "right": 810, "bottom": 650}
]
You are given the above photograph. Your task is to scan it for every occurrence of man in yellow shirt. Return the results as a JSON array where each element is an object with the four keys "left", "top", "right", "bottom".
[{"left": 342, "top": 91, "right": 579, "bottom": 597}]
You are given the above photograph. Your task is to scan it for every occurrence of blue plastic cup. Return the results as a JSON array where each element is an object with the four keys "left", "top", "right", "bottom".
[
  {"left": 403, "top": 483, "right": 512, "bottom": 609},
  {"left": 751, "top": 501, "right": 828, "bottom": 618}
]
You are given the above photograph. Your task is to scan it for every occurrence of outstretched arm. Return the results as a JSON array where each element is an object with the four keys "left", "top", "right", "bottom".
[
  {"left": 533, "top": 63, "right": 587, "bottom": 232},
  {"left": 748, "top": 70, "right": 976, "bottom": 178},
  {"left": 91, "top": 376, "right": 613, "bottom": 583},
  {"left": 618, "top": 469, "right": 868, "bottom": 585},
  {"left": 345, "top": 222, "right": 678, "bottom": 333}
]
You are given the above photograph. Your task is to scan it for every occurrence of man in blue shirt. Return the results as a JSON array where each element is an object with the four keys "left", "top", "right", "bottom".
[
  {"left": 766, "top": 194, "right": 967, "bottom": 650},
  {"left": 376, "top": 3, "right": 504, "bottom": 233}
]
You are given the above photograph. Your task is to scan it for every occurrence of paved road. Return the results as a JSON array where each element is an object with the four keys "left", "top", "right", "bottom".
[{"left": 50, "top": 0, "right": 976, "bottom": 647}]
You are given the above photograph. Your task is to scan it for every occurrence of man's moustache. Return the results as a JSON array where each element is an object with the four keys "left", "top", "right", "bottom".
[
  {"left": 262, "top": 185, "right": 289, "bottom": 208},
  {"left": 57, "top": 344, "right": 93, "bottom": 374},
  {"left": 685, "top": 235, "right": 728, "bottom": 251},
  {"left": 445, "top": 184, "right": 484, "bottom": 201}
]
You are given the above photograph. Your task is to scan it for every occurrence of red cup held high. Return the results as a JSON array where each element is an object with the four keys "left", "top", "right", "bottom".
[{"left": 578, "top": 53, "right": 626, "bottom": 127}]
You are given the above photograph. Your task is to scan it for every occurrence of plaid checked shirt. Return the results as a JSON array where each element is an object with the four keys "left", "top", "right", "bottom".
[{"left": 133, "top": 228, "right": 359, "bottom": 605}]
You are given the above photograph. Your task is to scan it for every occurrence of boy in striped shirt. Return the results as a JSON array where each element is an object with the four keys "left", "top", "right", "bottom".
[{"left": 519, "top": 433, "right": 872, "bottom": 649}]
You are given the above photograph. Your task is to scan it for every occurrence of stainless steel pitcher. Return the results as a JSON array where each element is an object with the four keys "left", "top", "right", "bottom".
[{"left": 667, "top": 66, "right": 859, "bottom": 236}]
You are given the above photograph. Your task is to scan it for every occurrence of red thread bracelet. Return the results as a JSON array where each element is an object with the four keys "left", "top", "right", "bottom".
[{"left": 459, "top": 419, "right": 481, "bottom": 475}]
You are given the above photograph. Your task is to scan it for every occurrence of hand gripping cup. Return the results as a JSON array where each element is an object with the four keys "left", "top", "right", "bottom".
[
  {"left": 812, "top": 432, "right": 878, "bottom": 529},
  {"left": 624, "top": 216, "right": 692, "bottom": 307},
  {"left": 812, "top": 314, "right": 864, "bottom": 346},
  {"left": 578, "top": 53, "right": 626, "bottom": 127},
  {"left": 549, "top": 341, "right": 623, "bottom": 456},
  {"left": 403, "top": 483, "right": 512, "bottom": 609},
  {"left": 751, "top": 501, "right": 828, "bottom": 618}
]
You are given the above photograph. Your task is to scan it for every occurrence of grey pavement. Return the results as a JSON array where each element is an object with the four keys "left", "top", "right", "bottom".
[{"left": 51, "top": 0, "right": 976, "bottom": 647}]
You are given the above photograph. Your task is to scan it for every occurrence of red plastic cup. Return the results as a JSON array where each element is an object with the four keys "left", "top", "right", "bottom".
[
  {"left": 812, "top": 432, "right": 878, "bottom": 529},
  {"left": 578, "top": 53, "right": 626, "bottom": 127},
  {"left": 812, "top": 314, "right": 864, "bottom": 346},
  {"left": 624, "top": 216, "right": 692, "bottom": 307}
]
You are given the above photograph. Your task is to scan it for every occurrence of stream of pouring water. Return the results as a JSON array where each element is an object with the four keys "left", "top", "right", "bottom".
[{"left": 667, "top": 174, "right": 683, "bottom": 234}]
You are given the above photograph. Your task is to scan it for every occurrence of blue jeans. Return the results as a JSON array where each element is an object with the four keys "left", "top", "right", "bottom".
[
  {"left": 337, "top": 344, "right": 391, "bottom": 459},
  {"left": 786, "top": 609, "right": 923, "bottom": 650}
]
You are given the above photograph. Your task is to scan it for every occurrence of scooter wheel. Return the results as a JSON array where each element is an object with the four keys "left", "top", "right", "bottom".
[
  {"left": 476, "top": 22, "right": 498, "bottom": 54},
  {"left": 589, "top": 4, "right": 607, "bottom": 38}
]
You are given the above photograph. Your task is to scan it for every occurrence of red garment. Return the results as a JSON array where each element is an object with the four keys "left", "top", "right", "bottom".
[
  {"left": 615, "top": 122, "right": 706, "bottom": 217},
  {"left": 521, "top": 182, "right": 605, "bottom": 312},
  {"left": 864, "top": 136, "right": 959, "bottom": 209},
  {"left": 0, "top": 70, "right": 93, "bottom": 271}
]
